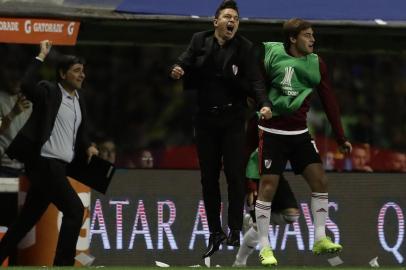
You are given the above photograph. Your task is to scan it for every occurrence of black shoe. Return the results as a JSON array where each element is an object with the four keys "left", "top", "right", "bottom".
[
  {"left": 202, "top": 231, "right": 227, "bottom": 258},
  {"left": 226, "top": 230, "right": 240, "bottom": 247}
]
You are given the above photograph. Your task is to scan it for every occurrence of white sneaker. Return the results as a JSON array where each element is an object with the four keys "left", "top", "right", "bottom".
[
  {"left": 232, "top": 260, "right": 246, "bottom": 267},
  {"left": 242, "top": 213, "right": 252, "bottom": 232}
]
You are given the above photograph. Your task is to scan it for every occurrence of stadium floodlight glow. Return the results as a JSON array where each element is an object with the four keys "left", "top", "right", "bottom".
[{"left": 374, "top": 19, "right": 388, "bottom": 25}]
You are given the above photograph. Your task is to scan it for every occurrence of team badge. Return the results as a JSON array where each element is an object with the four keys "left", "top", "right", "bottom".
[
  {"left": 264, "top": 159, "right": 272, "bottom": 169},
  {"left": 232, "top": 64, "right": 238, "bottom": 75}
]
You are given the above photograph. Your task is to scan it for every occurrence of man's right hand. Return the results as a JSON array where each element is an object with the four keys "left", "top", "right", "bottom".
[
  {"left": 170, "top": 65, "right": 185, "bottom": 80},
  {"left": 37, "top": 40, "right": 52, "bottom": 61},
  {"left": 259, "top": 106, "right": 272, "bottom": 120},
  {"left": 12, "top": 94, "right": 30, "bottom": 115}
]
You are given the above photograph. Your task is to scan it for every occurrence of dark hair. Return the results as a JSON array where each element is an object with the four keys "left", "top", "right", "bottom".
[
  {"left": 283, "top": 18, "right": 312, "bottom": 49},
  {"left": 56, "top": 54, "right": 85, "bottom": 81},
  {"left": 214, "top": 0, "right": 239, "bottom": 18}
]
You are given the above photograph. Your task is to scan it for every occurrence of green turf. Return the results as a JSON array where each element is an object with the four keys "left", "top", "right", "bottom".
[{"left": 4, "top": 267, "right": 406, "bottom": 270}]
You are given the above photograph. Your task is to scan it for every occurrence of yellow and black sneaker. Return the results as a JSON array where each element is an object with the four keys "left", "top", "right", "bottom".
[{"left": 259, "top": 246, "right": 277, "bottom": 267}]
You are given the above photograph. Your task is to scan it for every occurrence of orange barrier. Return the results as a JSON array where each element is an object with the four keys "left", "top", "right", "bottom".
[
  {"left": 0, "top": 18, "right": 80, "bottom": 45},
  {"left": 17, "top": 176, "right": 91, "bottom": 266},
  {"left": 0, "top": 226, "right": 8, "bottom": 266}
]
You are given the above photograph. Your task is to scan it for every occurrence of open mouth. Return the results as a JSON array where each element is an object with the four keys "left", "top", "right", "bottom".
[{"left": 226, "top": 25, "right": 234, "bottom": 34}]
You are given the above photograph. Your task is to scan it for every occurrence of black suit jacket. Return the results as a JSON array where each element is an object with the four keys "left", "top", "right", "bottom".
[
  {"left": 6, "top": 59, "right": 90, "bottom": 167},
  {"left": 175, "top": 30, "right": 270, "bottom": 109}
]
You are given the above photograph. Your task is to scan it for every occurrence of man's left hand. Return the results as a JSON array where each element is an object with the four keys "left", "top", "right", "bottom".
[{"left": 338, "top": 141, "right": 352, "bottom": 154}]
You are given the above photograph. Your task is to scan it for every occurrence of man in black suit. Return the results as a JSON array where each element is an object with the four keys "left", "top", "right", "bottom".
[
  {"left": 170, "top": 0, "right": 272, "bottom": 258},
  {"left": 0, "top": 40, "right": 98, "bottom": 266}
]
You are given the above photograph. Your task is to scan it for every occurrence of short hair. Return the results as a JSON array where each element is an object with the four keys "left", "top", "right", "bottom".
[
  {"left": 214, "top": 0, "right": 239, "bottom": 18},
  {"left": 283, "top": 18, "right": 312, "bottom": 49},
  {"left": 56, "top": 54, "right": 85, "bottom": 81}
]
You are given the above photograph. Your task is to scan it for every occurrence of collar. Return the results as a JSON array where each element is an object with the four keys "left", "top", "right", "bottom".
[
  {"left": 213, "top": 35, "right": 234, "bottom": 48},
  {"left": 58, "top": 83, "right": 79, "bottom": 99}
]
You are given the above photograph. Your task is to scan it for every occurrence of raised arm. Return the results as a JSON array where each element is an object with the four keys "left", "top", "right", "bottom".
[
  {"left": 20, "top": 40, "right": 52, "bottom": 102},
  {"left": 170, "top": 33, "right": 199, "bottom": 80}
]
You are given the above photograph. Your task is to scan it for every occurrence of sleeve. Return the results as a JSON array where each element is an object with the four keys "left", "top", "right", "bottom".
[
  {"left": 20, "top": 58, "right": 47, "bottom": 104},
  {"left": 172, "top": 32, "right": 199, "bottom": 74},
  {"left": 316, "top": 56, "right": 346, "bottom": 145},
  {"left": 246, "top": 42, "right": 271, "bottom": 109}
]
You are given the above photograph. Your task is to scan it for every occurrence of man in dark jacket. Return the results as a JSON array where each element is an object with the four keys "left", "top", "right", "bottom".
[
  {"left": 170, "top": 0, "right": 271, "bottom": 258},
  {"left": 0, "top": 40, "right": 98, "bottom": 266}
]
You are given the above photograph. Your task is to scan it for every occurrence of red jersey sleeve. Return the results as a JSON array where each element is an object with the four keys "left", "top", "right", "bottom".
[{"left": 317, "top": 56, "right": 346, "bottom": 145}]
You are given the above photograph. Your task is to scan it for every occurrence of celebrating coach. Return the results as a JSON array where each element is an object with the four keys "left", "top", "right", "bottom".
[
  {"left": 170, "top": 0, "right": 271, "bottom": 258},
  {"left": 0, "top": 40, "right": 98, "bottom": 266}
]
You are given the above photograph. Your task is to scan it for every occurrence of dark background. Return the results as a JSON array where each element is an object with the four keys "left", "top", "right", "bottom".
[{"left": 1, "top": 17, "right": 405, "bottom": 171}]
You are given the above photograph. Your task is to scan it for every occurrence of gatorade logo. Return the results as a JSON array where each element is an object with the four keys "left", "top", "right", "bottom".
[{"left": 67, "top": 22, "right": 75, "bottom": 36}]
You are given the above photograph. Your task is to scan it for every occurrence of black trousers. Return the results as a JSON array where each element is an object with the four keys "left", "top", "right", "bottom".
[
  {"left": 0, "top": 157, "right": 84, "bottom": 266},
  {"left": 195, "top": 110, "right": 245, "bottom": 233}
]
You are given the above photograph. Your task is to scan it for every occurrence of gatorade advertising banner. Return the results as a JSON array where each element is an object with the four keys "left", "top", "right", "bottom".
[{"left": 0, "top": 18, "right": 80, "bottom": 45}]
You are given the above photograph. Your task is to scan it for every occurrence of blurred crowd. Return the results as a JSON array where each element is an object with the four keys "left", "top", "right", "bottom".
[{"left": 0, "top": 44, "right": 405, "bottom": 172}]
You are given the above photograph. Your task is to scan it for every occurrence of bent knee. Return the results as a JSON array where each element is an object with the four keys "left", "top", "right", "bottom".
[
  {"left": 282, "top": 208, "right": 300, "bottom": 224},
  {"left": 283, "top": 213, "right": 300, "bottom": 224},
  {"left": 270, "top": 213, "right": 299, "bottom": 225}
]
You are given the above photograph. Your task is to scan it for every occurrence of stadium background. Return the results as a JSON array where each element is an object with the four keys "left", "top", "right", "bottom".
[{"left": 0, "top": 0, "right": 405, "bottom": 267}]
